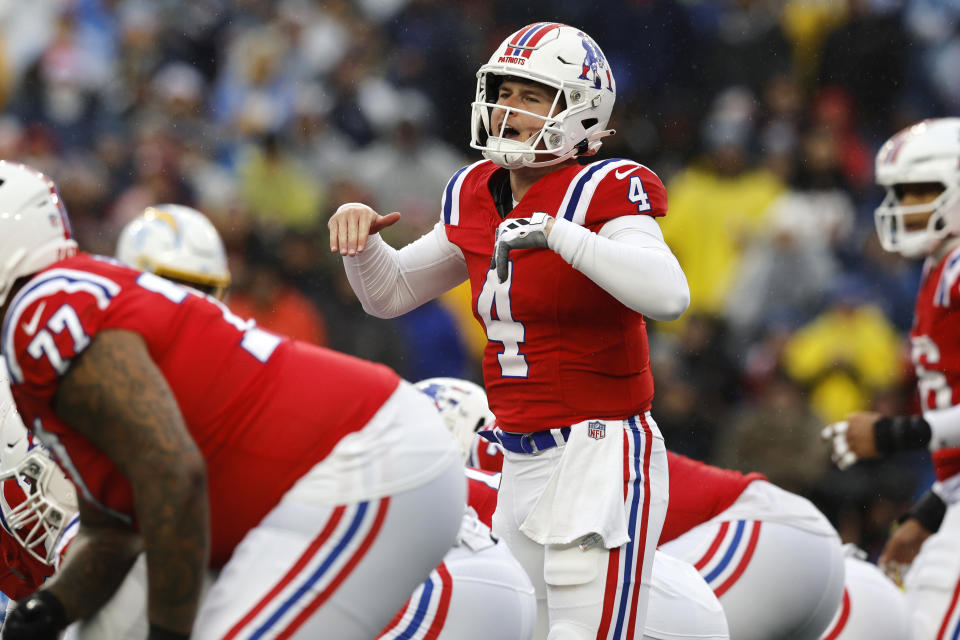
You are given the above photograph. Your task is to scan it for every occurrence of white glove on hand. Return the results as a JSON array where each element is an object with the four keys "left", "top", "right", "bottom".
[
  {"left": 491, "top": 211, "right": 554, "bottom": 283},
  {"left": 821, "top": 421, "right": 858, "bottom": 470}
]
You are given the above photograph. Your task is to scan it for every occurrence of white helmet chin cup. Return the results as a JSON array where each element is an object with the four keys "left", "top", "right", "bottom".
[
  {"left": 415, "top": 377, "right": 494, "bottom": 463},
  {"left": 483, "top": 136, "right": 539, "bottom": 170},
  {"left": 874, "top": 118, "right": 960, "bottom": 258},
  {"left": 470, "top": 23, "right": 616, "bottom": 169},
  {"left": 0, "top": 366, "right": 78, "bottom": 565},
  {"left": 116, "top": 204, "right": 231, "bottom": 298},
  {"left": 0, "top": 162, "right": 77, "bottom": 306}
]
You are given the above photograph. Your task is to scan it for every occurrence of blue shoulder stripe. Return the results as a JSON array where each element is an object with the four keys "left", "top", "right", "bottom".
[
  {"left": 559, "top": 158, "right": 622, "bottom": 222},
  {"left": 442, "top": 165, "right": 471, "bottom": 225}
]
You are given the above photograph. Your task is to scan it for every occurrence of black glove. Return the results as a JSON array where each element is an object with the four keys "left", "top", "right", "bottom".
[{"left": 3, "top": 590, "right": 68, "bottom": 640}]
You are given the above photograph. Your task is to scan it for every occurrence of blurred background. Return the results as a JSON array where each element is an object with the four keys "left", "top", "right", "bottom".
[{"left": 1, "top": 0, "right": 954, "bottom": 558}]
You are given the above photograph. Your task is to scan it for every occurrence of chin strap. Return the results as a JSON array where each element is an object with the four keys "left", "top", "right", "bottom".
[{"left": 487, "top": 128, "right": 618, "bottom": 170}]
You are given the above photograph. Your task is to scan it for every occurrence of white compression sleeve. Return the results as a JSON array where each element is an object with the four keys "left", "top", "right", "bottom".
[
  {"left": 342, "top": 222, "right": 469, "bottom": 319},
  {"left": 924, "top": 404, "right": 960, "bottom": 451},
  {"left": 545, "top": 215, "right": 690, "bottom": 321}
]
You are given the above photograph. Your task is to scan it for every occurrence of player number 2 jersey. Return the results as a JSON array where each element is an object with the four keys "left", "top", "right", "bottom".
[{"left": 442, "top": 158, "right": 668, "bottom": 432}]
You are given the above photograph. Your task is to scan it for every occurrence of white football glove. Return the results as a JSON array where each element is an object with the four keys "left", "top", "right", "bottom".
[
  {"left": 821, "top": 420, "right": 858, "bottom": 470},
  {"left": 491, "top": 211, "right": 554, "bottom": 283}
]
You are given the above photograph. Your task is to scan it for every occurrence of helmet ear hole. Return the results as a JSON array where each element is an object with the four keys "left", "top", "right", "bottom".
[
  {"left": 581, "top": 118, "right": 598, "bottom": 130},
  {"left": 935, "top": 218, "right": 946, "bottom": 231}
]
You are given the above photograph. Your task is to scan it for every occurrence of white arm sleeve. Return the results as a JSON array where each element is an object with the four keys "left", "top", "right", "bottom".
[
  {"left": 545, "top": 215, "right": 690, "bottom": 321},
  {"left": 923, "top": 404, "right": 960, "bottom": 451},
  {"left": 342, "top": 222, "right": 469, "bottom": 319}
]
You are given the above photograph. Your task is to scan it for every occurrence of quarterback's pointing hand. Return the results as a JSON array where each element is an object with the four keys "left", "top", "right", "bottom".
[
  {"left": 328, "top": 202, "right": 402, "bottom": 256},
  {"left": 492, "top": 212, "right": 555, "bottom": 283}
]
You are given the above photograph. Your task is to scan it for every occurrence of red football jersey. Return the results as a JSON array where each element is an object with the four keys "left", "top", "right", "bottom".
[
  {"left": 910, "top": 247, "right": 960, "bottom": 481},
  {"left": 2, "top": 254, "right": 400, "bottom": 568},
  {"left": 660, "top": 452, "right": 765, "bottom": 544},
  {"left": 442, "top": 159, "right": 667, "bottom": 432},
  {"left": 465, "top": 467, "right": 500, "bottom": 528},
  {"left": 467, "top": 434, "right": 504, "bottom": 473}
]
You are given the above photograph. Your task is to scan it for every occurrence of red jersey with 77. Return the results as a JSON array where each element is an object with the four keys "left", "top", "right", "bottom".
[
  {"left": 442, "top": 158, "right": 667, "bottom": 432},
  {"left": 2, "top": 254, "right": 400, "bottom": 568}
]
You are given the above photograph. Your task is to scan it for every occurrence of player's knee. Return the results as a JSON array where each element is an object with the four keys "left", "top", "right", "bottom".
[{"left": 544, "top": 540, "right": 606, "bottom": 587}]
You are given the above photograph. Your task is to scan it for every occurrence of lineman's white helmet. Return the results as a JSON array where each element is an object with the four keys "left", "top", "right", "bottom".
[
  {"left": 0, "top": 161, "right": 77, "bottom": 307},
  {"left": 416, "top": 378, "right": 495, "bottom": 462},
  {"left": 874, "top": 118, "right": 960, "bottom": 258},
  {"left": 0, "top": 364, "right": 78, "bottom": 565},
  {"left": 116, "top": 204, "right": 230, "bottom": 299},
  {"left": 470, "top": 23, "right": 615, "bottom": 169}
]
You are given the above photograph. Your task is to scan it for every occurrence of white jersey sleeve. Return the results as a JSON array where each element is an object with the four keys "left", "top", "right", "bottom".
[
  {"left": 546, "top": 214, "right": 690, "bottom": 321},
  {"left": 342, "top": 222, "right": 468, "bottom": 319}
]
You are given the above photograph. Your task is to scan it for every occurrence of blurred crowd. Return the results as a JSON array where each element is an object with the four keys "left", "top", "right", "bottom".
[{"left": 2, "top": 0, "right": 957, "bottom": 557}]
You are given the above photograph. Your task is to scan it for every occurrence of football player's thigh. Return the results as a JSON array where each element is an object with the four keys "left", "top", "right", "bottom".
[
  {"left": 493, "top": 513, "right": 549, "bottom": 640},
  {"left": 192, "top": 461, "right": 464, "bottom": 640},
  {"left": 438, "top": 541, "right": 537, "bottom": 640},
  {"left": 662, "top": 521, "right": 844, "bottom": 640},
  {"left": 905, "top": 503, "right": 960, "bottom": 640},
  {"left": 645, "top": 551, "right": 729, "bottom": 640},
  {"left": 493, "top": 450, "right": 560, "bottom": 640}
]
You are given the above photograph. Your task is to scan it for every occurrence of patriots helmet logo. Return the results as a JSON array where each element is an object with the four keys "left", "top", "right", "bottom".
[{"left": 578, "top": 33, "right": 613, "bottom": 93}]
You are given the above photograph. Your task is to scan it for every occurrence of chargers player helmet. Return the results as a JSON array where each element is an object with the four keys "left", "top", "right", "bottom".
[
  {"left": 874, "top": 118, "right": 960, "bottom": 258},
  {"left": 0, "top": 161, "right": 77, "bottom": 307},
  {"left": 415, "top": 378, "right": 495, "bottom": 462},
  {"left": 116, "top": 204, "right": 231, "bottom": 299},
  {"left": 470, "top": 23, "right": 616, "bottom": 169},
  {"left": 0, "top": 366, "right": 78, "bottom": 565}
]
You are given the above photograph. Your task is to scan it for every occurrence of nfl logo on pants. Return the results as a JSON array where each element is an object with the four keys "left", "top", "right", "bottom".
[{"left": 588, "top": 421, "right": 605, "bottom": 440}]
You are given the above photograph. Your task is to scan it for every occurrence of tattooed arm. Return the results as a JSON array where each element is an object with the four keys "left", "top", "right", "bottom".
[
  {"left": 44, "top": 499, "right": 143, "bottom": 619},
  {"left": 53, "top": 329, "right": 209, "bottom": 635}
]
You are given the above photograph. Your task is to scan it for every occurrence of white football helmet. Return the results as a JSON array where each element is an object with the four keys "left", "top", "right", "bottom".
[
  {"left": 415, "top": 378, "right": 495, "bottom": 462},
  {"left": 0, "top": 161, "right": 77, "bottom": 307},
  {"left": 470, "top": 23, "right": 616, "bottom": 169},
  {"left": 0, "top": 365, "right": 78, "bottom": 565},
  {"left": 116, "top": 204, "right": 231, "bottom": 299},
  {"left": 874, "top": 118, "right": 960, "bottom": 258}
]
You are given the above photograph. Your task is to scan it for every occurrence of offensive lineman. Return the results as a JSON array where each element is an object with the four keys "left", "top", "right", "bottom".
[
  {"left": 659, "top": 453, "right": 846, "bottom": 640},
  {"left": 0, "top": 161, "right": 465, "bottom": 640},
  {"left": 822, "top": 117, "right": 960, "bottom": 639},
  {"left": 329, "top": 23, "right": 689, "bottom": 639},
  {"left": 66, "top": 203, "right": 233, "bottom": 640}
]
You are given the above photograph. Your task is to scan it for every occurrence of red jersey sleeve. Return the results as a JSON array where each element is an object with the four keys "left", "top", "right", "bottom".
[
  {"left": 581, "top": 161, "right": 667, "bottom": 229},
  {"left": 2, "top": 266, "right": 119, "bottom": 397},
  {"left": 549, "top": 159, "right": 667, "bottom": 230},
  {"left": 467, "top": 434, "right": 504, "bottom": 473},
  {"left": 465, "top": 467, "right": 500, "bottom": 528}
]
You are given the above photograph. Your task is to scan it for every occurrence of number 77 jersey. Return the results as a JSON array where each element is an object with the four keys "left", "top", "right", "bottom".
[
  {"left": 1, "top": 253, "right": 400, "bottom": 567},
  {"left": 442, "top": 158, "right": 668, "bottom": 433}
]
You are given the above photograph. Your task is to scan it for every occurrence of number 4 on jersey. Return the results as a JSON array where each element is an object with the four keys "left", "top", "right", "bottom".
[
  {"left": 477, "top": 263, "right": 528, "bottom": 378},
  {"left": 628, "top": 175, "right": 651, "bottom": 212}
]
